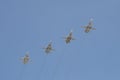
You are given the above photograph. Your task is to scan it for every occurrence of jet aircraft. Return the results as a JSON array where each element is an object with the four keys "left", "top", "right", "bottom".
[
  {"left": 63, "top": 30, "right": 75, "bottom": 44},
  {"left": 21, "top": 53, "right": 30, "bottom": 64},
  {"left": 81, "top": 18, "right": 96, "bottom": 33},
  {"left": 43, "top": 41, "right": 54, "bottom": 54}
]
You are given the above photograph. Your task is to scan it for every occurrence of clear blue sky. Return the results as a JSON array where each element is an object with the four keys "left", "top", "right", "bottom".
[{"left": 0, "top": 0, "right": 120, "bottom": 80}]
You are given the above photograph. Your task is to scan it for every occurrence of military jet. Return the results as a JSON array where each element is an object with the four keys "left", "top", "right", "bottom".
[
  {"left": 81, "top": 18, "right": 96, "bottom": 33},
  {"left": 21, "top": 53, "right": 30, "bottom": 64},
  {"left": 43, "top": 41, "right": 54, "bottom": 54},
  {"left": 63, "top": 30, "right": 75, "bottom": 44}
]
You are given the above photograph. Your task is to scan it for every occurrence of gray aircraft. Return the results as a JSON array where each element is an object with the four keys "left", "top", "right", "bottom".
[
  {"left": 43, "top": 41, "right": 54, "bottom": 54},
  {"left": 21, "top": 53, "right": 30, "bottom": 64},
  {"left": 81, "top": 18, "right": 96, "bottom": 33},
  {"left": 63, "top": 30, "right": 75, "bottom": 44}
]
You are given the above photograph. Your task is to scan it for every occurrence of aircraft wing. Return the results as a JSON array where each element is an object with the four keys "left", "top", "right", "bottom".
[
  {"left": 62, "top": 37, "right": 67, "bottom": 39},
  {"left": 72, "top": 37, "right": 75, "bottom": 40},
  {"left": 20, "top": 57, "right": 24, "bottom": 60},
  {"left": 81, "top": 26, "right": 87, "bottom": 28},
  {"left": 92, "top": 28, "right": 96, "bottom": 30}
]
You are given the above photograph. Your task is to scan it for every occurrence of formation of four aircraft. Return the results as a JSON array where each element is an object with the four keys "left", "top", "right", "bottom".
[{"left": 21, "top": 18, "right": 96, "bottom": 64}]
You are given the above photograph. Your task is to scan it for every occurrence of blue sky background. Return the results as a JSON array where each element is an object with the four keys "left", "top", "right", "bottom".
[{"left": 0, "top": 0, "right": 120, "bottom": 80}]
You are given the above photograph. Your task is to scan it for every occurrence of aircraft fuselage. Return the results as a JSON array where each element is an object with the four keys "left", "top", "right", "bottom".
[
  {"left": 45, "top": 44, "right": 52, "bottom": 53},
  {"left": 85, "top": 26, "right": 92, "bottom": 33},
  {"left": 65, "top": 34, "right": 72, "bottom": 43},
  {"left": 23, "top": 56, "right": 29, "bottom": 64}
]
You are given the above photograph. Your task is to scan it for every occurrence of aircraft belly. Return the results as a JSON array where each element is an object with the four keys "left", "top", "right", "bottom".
[{"left": 85, "top": 28, "right": 90, "bottom": 33}]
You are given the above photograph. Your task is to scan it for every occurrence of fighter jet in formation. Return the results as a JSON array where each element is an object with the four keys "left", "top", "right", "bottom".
[
  {"left": 81, "top": 18, "right": 96, "bottom": 33},
  {"left": 21, "top": 52, "right": 30, "bottom": 64},
  {"left": 63, "top": 30, "right": 75, "bottom": 44},
  {"left": 43, "top": 41, "right": 54, "bottom": 54}
]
